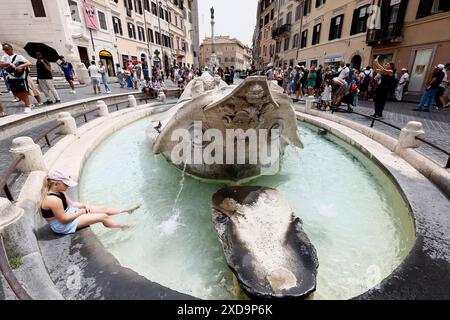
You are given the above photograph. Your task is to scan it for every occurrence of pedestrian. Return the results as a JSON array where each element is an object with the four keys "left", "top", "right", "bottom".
[
  {"left": 230, "top": 66, "right": 235, "bottom": 85},
  {"left": 372, "top": 57, "right": 395, "bottom": 118},
  {"left": 36, "top": 51, "right": 61, "bottom": 105},
  {"left": 307, "top": 66, "right": 317, "bottom": 97},
  {"left": 88, "top": 61, "right": 101, "bottom": 94},
  {"left": 0, "top": 43, "right": 33, "bottom": 113},
  {"left": 394, "top": 68, "right": 410, "bottom": 102},
  {"left": 99, "top": 61, "right": 112, "bottom": 94},
  {"left": 415, "top": 64, "right": 445, "bottom": 112},
  {"left": 435, "top": 63, "right": 449, "bottom": 109},
  {"left": 224, "top": 67, "right": 232, "bottom": 85},
  {"left": 266, "top": 64, "right": 274, "bottom": 81},
  {"left": 283, "top": 66, "right": 291, "bottom": 94},
  {"left": 274, "top": 68, "right": 283, "bottom": 87},
  {"left": 125, "top": 67, "right": 133, "bottom": 89},
  {"left": 58, "top": 56, "right": 76, "bottom": 94},
  {"left": 332, "top": 62, "right": 350, "bottom": 106},
  {"left": 116, "top": 64, "right": 125, "bottom": 88},
  {"left": 315, "top": 65, "right": 323, "bottom": 97},
  {"left": 321, "top": 79, "right": 332, "bottom": 111},
  {"left": 27, "top": 75, "right": 44, "bottom": 107},
  {"left": 360, "top": 66, "right": 372, "bottom": 101}
]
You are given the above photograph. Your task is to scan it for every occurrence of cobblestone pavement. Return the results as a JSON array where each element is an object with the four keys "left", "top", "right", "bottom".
[{"left": 295, "top": 98, "right": 450, "bottom": 168}]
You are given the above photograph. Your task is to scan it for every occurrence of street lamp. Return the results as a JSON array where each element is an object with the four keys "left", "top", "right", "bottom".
[{"left": 157, "top": 1, "right": 165, "bottom": 72}]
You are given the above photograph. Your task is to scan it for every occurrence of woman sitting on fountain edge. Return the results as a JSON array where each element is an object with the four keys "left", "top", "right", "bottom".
[{"left": 41, "top": 170, "right": 140, "bottom": 235}]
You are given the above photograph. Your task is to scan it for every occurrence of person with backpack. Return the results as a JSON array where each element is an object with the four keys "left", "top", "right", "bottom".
[
  {"left": 395, "top": 68, "right": 409, "bottom": 102},
  {"left": 360, "top": 66, "right": 372, "bottom": 101},
  {"left": 0, "top": 43, "right": 33, "bottom": 113}
]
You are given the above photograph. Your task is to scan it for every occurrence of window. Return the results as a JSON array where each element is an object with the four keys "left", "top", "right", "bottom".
[
  {"left": 350, "top": 5, "right": 369, "bottom": 35},
  {"left": 301, "top": 29, "right": 308, "bottom": 48},
  {"left": 31, "top": 0, "right": 46, "bottom": 17},
  {"left": 134, "top": 0, "right": 143, "bottom": 14},
  {"left": 124, "top": 0, "right": 133, "bottom": 10},
  {"left": 295, "top": 5, "right": 302, "bottom": 21},
  {"left": 138, "top": 26, "right": 145, "bottom": 41},
  {"left": 312, "top": 23, "right": 321, "bottom": 45},
  {"left": 286, "top": 11, "right": 292, "bottom": 25},
  {"left": 151, "top": 2, "right": 157, "bottom": 15},
  {"left": 304, "top": 0, "right": 311, "bottom": 16},
  {"left": 112, "top": 17, "right": 123, "bottom": 35},
  {"left": 144, "top": 0, "right": 150, "bottom": 11},
  {"left": 271, "top": 8, "right": 274, "bottom": 20},
  {"left": 315, "top": 0, "right": 326, "bottom": 8},
  {"left": 128, "top": 23, "right": 136, "bottom": 39},
  {"left": 98, "top": 11, "right": 107, "bottom": 30},
  {"left": 292, "top": 33, "right": 299, "bottom": 48},
  {"left": 148, "top": 28, "right": 154, "bottom": 43},
  {"left": 264, "top": 13, "right": 270, "bottom": 25},
  {"left": 284, "top": 37, "right": 290, "bottom": 51},
  {"left": 155, "top": 31, "right": 161, "bottom": 45},
  {"left": 417, "top": 0, "right": 450, "bottom": 18},
  {"left": 328, "top": 14, "right": 344, "bottom": 40},
  {"left": 68, "top": 0, "right": 81, "bottom": 22}
]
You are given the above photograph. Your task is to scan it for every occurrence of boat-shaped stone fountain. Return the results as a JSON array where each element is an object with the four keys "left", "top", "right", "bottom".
[{"left": 146, "top": 73, "right": 318, "bottom": 299}]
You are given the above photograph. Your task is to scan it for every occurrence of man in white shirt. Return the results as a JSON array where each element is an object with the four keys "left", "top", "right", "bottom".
[
  {"left": 88, "top": 61, "right": 101, "bottom": 94},
  {"left": 395, "top": 68, "right": 410, "bottom": 102},
  {"left": 0, "top": 43, "right": 33, "bottom": 113},
  {"left": 332, "top": 62, "right": 350, "bottom": 106}
]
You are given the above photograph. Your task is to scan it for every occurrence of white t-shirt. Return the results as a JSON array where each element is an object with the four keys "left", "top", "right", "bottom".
[
  {"left": 1, "top": 53, "right": 29, "bottom": 65},
  {"left": 88, "top": 65, "right": 100, "bottom": 78},
  {"left": 440, "top": 70, "right": 448, "bottom": 88},
  {"left": 338, "top": 67, "right": 350, "bottom": 80},
  {"left": 399, "top": 73, "right": 410, "bottom": 85}
]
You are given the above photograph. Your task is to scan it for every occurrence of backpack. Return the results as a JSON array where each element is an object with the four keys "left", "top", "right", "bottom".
[{"left": 362, "top": 71, "right": 371, "bottom": 87}]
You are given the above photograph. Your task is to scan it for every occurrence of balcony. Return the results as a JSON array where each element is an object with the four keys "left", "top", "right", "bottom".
[
  {"left": 366, "top": 22, "right": 404, "bottom": 46},
  {"left": 272, "top": 24, "right": 291, "bottom": 40}
]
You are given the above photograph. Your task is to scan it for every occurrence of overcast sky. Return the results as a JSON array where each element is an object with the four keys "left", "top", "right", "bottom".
[{"left": 198, "top": 0, "right": 258, "bottom": 47}]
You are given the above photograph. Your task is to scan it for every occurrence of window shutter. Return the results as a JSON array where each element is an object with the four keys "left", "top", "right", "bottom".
[
  {"left": 393, "top": 0, "right": 409, "bottom": 36},
  {"left": 350, "top": 9, "right": 359, "bottom": 35},
  {"left": 329, "top": 17, "right": 335, "bottom": 40},
  {"left": 338, "top": 15, "right": 344, "bottom": 38}
]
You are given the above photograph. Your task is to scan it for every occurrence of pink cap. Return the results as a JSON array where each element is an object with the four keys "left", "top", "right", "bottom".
[{"left": 47, "top": 170, "right": 78, "bottom": 187}]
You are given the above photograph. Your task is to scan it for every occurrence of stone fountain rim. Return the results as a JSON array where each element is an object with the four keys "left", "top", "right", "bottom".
[{"left": 4, "top": 99, "right": 449, "bottom": 300}]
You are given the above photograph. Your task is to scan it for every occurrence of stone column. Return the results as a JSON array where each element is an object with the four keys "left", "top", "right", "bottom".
[
  {"left": 10, "top": 137, "right": 46, "bottom": 172},
  {"left": 96, "top": 100, "right": 109, "bottom": 117},
  {"left": 128, "top": 95, "right": 137, "bottom": 108},
  {"left": 305, "top": 96, "right": 315, "bottom": 111},
  {"left": 57, "top": 112, "right": 77, "bottom": 135},
  {"left": 395, "top": 121, "right": 424, "bottom": 152}
]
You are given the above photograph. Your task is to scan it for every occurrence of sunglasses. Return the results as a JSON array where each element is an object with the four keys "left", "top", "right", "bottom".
[{"left": 2, "top": 47, "right": 12, "bottom": 51}]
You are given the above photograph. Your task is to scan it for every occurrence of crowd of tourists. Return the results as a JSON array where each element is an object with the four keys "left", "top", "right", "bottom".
[{"left": 261, "top": 59, "right": 449, "bottom": 118}]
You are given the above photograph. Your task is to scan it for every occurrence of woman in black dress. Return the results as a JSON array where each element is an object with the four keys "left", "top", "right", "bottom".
[{"left": 373, "top": 57, "right": 394, "bottom": 118}]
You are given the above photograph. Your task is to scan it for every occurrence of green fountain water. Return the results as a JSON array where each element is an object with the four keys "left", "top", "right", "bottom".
[{"left": 79, "top": 116, "right": 415, "bottom": 300}]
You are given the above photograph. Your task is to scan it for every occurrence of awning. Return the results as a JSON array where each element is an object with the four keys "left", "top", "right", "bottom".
[{"left": 99, "top": 50, "right": 113, "bottom": 58}]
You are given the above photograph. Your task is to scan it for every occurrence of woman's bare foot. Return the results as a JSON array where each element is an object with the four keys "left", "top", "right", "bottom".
[
  {"left": 125, "top": 204, "right": 141, "bottom": 215},
  {"left": 120, "top": 221, "right": 140, "bottom": 230}
]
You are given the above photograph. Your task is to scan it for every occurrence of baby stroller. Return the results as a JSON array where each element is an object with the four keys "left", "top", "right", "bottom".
[{"left": 332, "top": 84, "right": 358, "bottom": 112}]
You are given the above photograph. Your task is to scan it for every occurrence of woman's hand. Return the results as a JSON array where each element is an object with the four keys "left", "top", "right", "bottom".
[{"left": 84, "top": 205, "right": 94, "bottom": 214}]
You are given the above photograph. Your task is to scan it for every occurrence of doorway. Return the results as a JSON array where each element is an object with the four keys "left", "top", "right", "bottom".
[
  {"left": 78, "top": 46, "right": 89, "bottom": 68},
  {"left": 351, "top": 54, "right": 362, "bottom": 69},
  {"left": 409, "top": 48, "right": 433, "bottom": 93},
  {"left": 99, "top": 50, "right": 115, "bottom": 76}
]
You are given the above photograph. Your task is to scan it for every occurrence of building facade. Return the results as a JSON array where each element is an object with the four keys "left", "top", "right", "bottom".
[
  {"left": 0, "top": 0, "right": 200, "bottom": 80},
  {"left": 253, "top": 0, "right": 374, "bottom": 69},
  {"left": 367, "top": 0, "right": 450, "bottom": 95},
  {"left": 253, "top": 0, "right": 277, "bottom": 69},
  {"left": 199, "top": 36, "right": 252, "bottom": 71},
  {"left": 183, "top": 0, "right": 200, "bottom": 68}
]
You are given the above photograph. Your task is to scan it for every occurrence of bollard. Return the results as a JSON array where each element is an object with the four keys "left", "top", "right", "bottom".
[
  {"left": 158, "top": 91, "right": 167, "bottom": 103},
  {"left": 128, "top": 95, "right": 137, "bottom": 108},
  {"left": 395, "top": 121, "right": 424, "bottom": 153},
  {"left": 10, "top": 137, "right": 46, "bottom": 172},
  {"left": 305, "top": 96, "right": 315, "bottom": 111},
  {"left": 57, "top": 112, "right": 77, "bottom": 135},
  {"left": 96, "top": 100, "right": 109, "bottom": 117}
]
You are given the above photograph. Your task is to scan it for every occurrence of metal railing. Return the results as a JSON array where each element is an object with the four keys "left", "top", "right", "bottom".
[
  {"left": 0, "top": 235, "right": 32, "bottom": 300},
  {"left": 0, "top": 154, "right": 25, "bottom": 202},
  {"left": 322, "top": 104, "right": 450, "bottom": 169}
]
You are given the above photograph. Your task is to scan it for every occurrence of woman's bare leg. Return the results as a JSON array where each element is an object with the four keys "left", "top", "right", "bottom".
[
  {"left": 76, "top": 213, "right": 129, "bottom": 230},
  {"left": 88, "top": 204, "right": 140, "bottom": 216}
]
